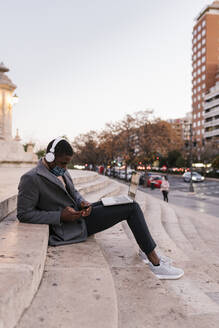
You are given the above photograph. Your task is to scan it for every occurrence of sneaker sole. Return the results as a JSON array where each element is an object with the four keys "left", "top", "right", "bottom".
[{"left": 155, "top": 272, "right": 184, "bottom": 280}]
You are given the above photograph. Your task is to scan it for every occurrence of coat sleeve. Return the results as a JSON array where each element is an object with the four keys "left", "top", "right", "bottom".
[{"left": 17, "top": 174, "right": 61, "bottom": 225}]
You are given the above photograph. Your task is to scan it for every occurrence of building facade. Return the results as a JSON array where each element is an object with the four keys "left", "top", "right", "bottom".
[
  {"left": 167, "top": 112, "right": 192, "bottom": 142},
  {"left": 204, "top": 67, "right": 219, "bottom": 142},
  {"left": 192, "top": 1, "right": 219, "bottom": 142}
]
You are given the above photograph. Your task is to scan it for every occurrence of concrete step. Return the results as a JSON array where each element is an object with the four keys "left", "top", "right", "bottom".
[
  {"left": 85, "top": 180, "right": 124, "bottom": 203},
  {"left": 17, "top": 238, "right": 118, "bottom": 328},
  {"left": 171, "top": 204, "right": 219, "bottom": 263},
  {"left": 186, "top": 208, "right": 219, "bottom": 257},
  {"left": 157, "top": 203, "right": 219, "bottom": 317},
  {"left": 0, "top": 212, "right": 48, "bottom": 328},
  {"left": 142, "top": 193, "right": 189, "bottom": 262},
  {"left": 0, "top": 195, "right": 17, "bottom": 223},
  {"left": 69, "top": 169, "right": 98, "bottom": 185},
  {"left": 76, "top": 175, "right": 112, "bottom": 196}
]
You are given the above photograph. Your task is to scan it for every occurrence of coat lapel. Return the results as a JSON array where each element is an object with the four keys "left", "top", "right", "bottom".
[{"left": 36, "top": 159, "right": 67, "bottom": 193}]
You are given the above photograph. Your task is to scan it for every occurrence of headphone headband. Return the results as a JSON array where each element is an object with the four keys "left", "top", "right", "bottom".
[
  {"left": 45, "top": 137, "right": 65, "bottom": 163},
  {"left": 50, "top": 137, "right": 65, "bottom": 153}
]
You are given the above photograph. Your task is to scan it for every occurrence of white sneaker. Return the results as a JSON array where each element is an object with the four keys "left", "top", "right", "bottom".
[
  {"left": 138, "top": 249, "right": 150, "bottom": 264},
  {"left": 149, "top": 259, "right": 184, "bottom": 280},
  {"left": 138, "top": 249, "right": 172, "bottom": 265}
]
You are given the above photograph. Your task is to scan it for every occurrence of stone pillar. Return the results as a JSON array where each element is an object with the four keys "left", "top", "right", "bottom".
[{"left": 0, "top": 62, "right": 17, "bottom": 141}]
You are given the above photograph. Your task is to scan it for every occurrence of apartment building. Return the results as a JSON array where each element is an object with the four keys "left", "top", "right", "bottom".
[
  {"left": 204, "top": 66, "right": 219, "bottom": 141},
  {"left": 167, "top": 112, "right": 192, "bottom": 142},
  {"left": 192, "top": 1, "right": 219, "bottom": 142}
]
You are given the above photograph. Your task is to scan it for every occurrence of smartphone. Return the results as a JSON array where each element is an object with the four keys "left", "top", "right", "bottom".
[{"left": 82, "top": 205, "right": 90, "bottom": 210}]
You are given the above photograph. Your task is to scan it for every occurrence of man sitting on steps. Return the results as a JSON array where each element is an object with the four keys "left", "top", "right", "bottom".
[{"left": 17, "top": 137, "right": 184, "bottom": 280}]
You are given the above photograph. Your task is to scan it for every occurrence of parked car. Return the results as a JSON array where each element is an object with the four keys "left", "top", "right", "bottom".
[
  {"left": 139, "top": 172, "right": 152, "bottom": 185},
  {"left": 118, "top": 170, "right": 133, "bottom": 181},
  {"left": 147, "top": 175, "right": 163, "bottom": 188},
  {"left": 183, "top": 171, "right": 205, "bottom": 182}
]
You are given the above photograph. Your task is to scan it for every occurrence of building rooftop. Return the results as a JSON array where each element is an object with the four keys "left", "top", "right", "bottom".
[{"left": 195, "top": 1, "right": 219, "bottom": 21}]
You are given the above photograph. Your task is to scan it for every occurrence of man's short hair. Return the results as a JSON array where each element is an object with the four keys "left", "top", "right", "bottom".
[{"left": 46, "top": 139, "right": 73, "bottom": 157}]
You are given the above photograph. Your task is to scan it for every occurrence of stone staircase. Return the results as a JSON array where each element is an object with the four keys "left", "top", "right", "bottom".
[{"left": 1, "top": 169, "right": 219, "bottom": 328}]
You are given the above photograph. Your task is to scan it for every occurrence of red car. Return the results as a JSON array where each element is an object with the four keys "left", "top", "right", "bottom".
[{"left": 147, "top": 175, "right": 163, "bottom": 188}]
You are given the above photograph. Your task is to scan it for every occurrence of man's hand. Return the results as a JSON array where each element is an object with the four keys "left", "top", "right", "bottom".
[
  {"left": 60, "top": 206, "right": 82, "bottom": 222},
  {"left": 80, "top": 201, "right": 92, "bottom": 217}
]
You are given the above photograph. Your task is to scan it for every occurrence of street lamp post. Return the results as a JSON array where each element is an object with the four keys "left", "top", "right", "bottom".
[{"left": 189, "top": 123, "right": 194, "bottom": 192}]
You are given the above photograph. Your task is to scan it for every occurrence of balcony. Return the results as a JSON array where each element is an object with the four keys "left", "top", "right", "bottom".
[
  {"left": 204, "top": 99, "right": 219, "bottom": 110},
  {"left": 204, "top": 118, "right": 219, "bottom": 128},
  {"left": 204, "top": 107, "right": 219, "bottom": 119},
  {"left": 204, "top": 128, "right": 219, "bottom": 138}
]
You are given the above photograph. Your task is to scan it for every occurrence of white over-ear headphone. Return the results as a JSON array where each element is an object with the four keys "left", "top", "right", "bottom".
[{"left": 45, "top": 137, "right": 65, "bottom": 163}]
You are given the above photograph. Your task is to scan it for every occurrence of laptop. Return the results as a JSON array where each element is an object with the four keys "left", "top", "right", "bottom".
[{"left": 101, "top": 194, "right": 134, "bottom": 206}]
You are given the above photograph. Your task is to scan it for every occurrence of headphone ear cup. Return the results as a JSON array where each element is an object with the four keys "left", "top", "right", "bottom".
[{"left": 45, "top": 152, "right": 55, "bottom": 163}]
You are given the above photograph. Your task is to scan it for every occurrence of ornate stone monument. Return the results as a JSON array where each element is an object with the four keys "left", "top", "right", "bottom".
[{"left": 0, "top": 62, "right": 37, "bottom": 166}]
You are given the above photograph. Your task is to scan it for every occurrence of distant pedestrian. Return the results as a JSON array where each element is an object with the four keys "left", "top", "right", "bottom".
[{"left": 161, "top": 176, "right": 169, "bottom": 202}]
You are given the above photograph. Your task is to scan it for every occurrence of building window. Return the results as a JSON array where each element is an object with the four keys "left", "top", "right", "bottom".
[
  {"left": 194, "top": 89, "right": 197, "bottom": 94},
  {"left": 198, "top": 25, "right": 201, "bottom": 32},
  {"left": 202, "top": 74, "right": 206, "bottom": 80},
  {"left": 202, "top": 20, "right": 206, "bottom": 27},
  {"left": 194, "top": 113, "right": 197, "bottom": 119},
  {"left": 198, "top": 104, "right": 201, "bottom": 109},
  {"left": 194, "top": 46, "right": 197, "bottom": 52},
  {"left": 194, "top": 29, "right": 197, "bottom": 35},
  {"left": 194, "top": 71, "right": 197, "bottom": 77},
  {"left": 201, "top": 56, "right": 206, "bottom": 63},
  {"left": 198, "top": 95, "right": 201, "bottom": 100},
  {"left": 193, "top": 37, "right": 197, "bottom": 44},
  {"left": 198, "top": 34, "right": 201, "bottom": 40},
  {"left": 202, "top": 39, "right": 206, "bottom": 45},
  {"left": 197, "top": 77, "right": 201, "bottom": 83},
  {"left": 193, "top": 54, "right": 197, "bottom": 61},
  {"left": 197, "top": 51, "right": 201, "bottom": 58},
  {"left": 197, "top": 68, "right": 201, "bottom": 75},
  {"left": 202, "top": 83, "right": 206, "bottom": 89},
  {"left": 193, "top": 122, "right": 196, "bottom": 127},
  {"left": 198, "top": 112, "right": 201, "bottom": 118},
  {"left": 198, "top": 86, "right": 201, "bottom": 92},
  {"left": 202, "top": 47, "right": 206, "bottom": 54},
  {"left": 198, "top": 42, "right": 201, "bottom": 49},
  {"left": 194, "top": 63, "right": 197, "bottom": 69},
  {"left": 202, "top": 66, "right": 205, "bottom": 72},
  {"left": 198, "top": 121, "right": 201, "bottom": 126},
  {"left": 198, "top": 59, "right": 201, "bottom": 66},
  {"left": 197, "top": 130, "right": 200, "bottom": 135},
  {"left": 202, "top": 29, "right": 206, "bottom": 36},
  {"left": 202, "top": 129, "right": 205, "bottom": 134}
]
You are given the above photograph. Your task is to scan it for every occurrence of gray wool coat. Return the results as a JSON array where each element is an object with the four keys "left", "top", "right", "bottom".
[{"left": 17, "top": 159, "right": 88, "bottom": 246}]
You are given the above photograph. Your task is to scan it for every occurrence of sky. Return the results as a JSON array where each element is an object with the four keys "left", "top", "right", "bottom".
[{"left": 1, "top": 0, "right": 209, "bottom": 149}]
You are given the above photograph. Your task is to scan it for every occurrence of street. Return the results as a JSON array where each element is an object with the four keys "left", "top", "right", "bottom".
[{"left": 139, "top": 175, "right": 219, "bottom": 218}]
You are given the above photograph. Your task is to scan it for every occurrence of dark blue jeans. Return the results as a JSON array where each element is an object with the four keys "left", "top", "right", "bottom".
[{"left": 84, "top": 201, "right": 156, "bottom": 255}]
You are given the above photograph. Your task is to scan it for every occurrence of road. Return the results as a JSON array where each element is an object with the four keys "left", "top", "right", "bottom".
[{"left": 139, "top": 175, "right": 219, "bottom": 218}]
